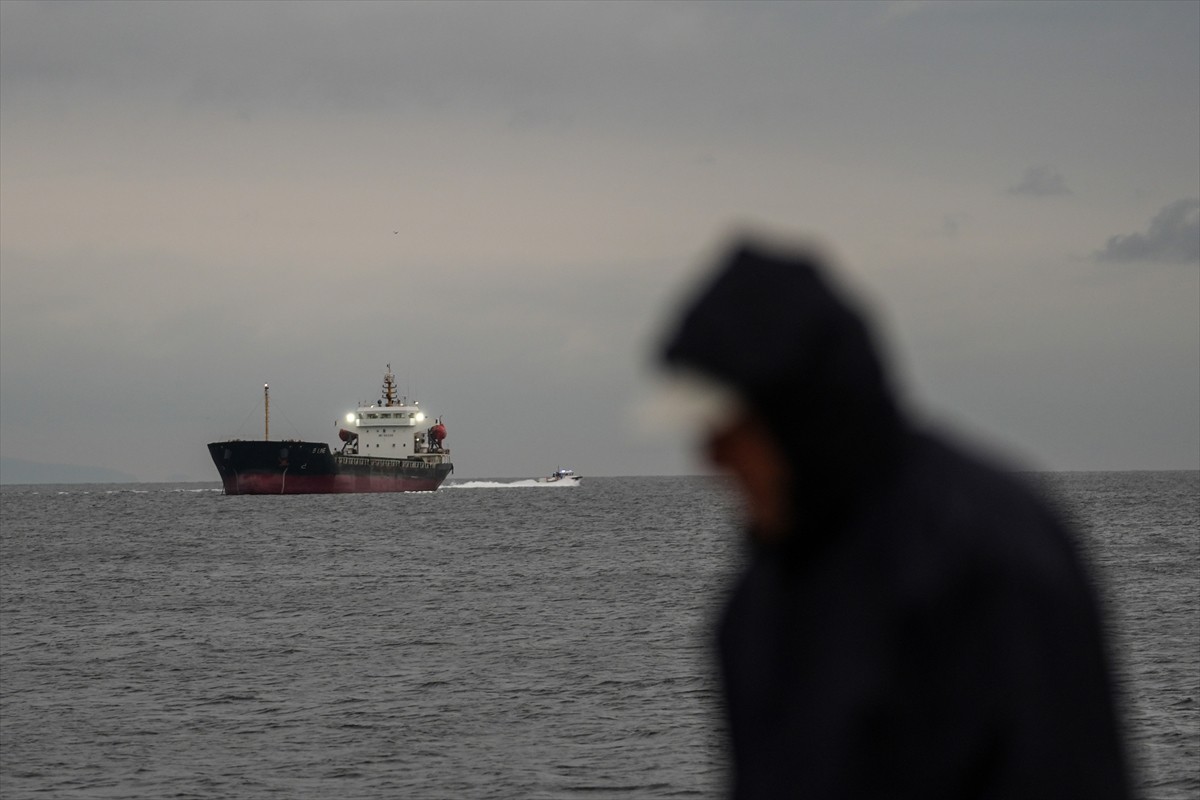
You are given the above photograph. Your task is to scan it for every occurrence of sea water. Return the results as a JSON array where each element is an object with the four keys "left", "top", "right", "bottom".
[{"left": 1, "top": 473, "right": 1196, "bottom": 799}]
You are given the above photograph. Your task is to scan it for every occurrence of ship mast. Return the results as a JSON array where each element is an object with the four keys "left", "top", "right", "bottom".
[
  {"left": 383, "top": 364, "right": 399, "bottom": 407},
  {"left": 264, "top": 384, "right": 270, "bottom": 440}
]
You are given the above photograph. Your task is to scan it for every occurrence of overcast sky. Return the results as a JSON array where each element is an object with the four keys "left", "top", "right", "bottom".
[{"left": 1, "top": 0, "right": 1197, "bottom": 481}]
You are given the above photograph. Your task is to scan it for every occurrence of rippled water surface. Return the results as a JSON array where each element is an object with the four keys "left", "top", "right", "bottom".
[{"left": 1, "top": 473, "right": 1196, "bottom": 798}]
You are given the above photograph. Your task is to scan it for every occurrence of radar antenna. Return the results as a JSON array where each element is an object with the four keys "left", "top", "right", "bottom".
[{"left": 382, "top": 365, "right": 400, "bottom": 407}]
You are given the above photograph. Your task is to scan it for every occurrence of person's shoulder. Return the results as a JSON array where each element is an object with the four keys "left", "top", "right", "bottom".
[
  {"left": 902, "top": 431, "right": 1062, "bottom": 528},
  {"left": 884, "top": 431, "right": 1083, "bottom": 590}
]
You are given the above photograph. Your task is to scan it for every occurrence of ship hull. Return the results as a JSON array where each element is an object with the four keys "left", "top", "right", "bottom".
[{"left": 207, "top": 440, "right": 452, "bottom": 495}]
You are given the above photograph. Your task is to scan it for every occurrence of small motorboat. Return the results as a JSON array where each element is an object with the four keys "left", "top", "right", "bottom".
[{"left": 539, "top": 468, "right": 581, "bottom": 484}]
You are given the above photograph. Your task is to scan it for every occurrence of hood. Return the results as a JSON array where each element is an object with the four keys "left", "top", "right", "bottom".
[{"left": 660, "top": 239, "right": 906, "bottom": 535}]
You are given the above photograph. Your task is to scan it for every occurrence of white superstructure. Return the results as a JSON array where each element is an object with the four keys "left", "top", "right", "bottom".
[{"left": 337, "top": 366, "right": 448, "bottom": 461}]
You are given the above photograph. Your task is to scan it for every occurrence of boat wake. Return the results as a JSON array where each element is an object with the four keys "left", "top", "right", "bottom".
[{"left": 446, "top": 479, "right": 579, "bottom": 489}]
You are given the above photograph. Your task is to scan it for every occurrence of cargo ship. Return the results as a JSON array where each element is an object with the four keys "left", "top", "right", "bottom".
[{"left": 207, "top": 366, "right": 453, "bottom": 494}]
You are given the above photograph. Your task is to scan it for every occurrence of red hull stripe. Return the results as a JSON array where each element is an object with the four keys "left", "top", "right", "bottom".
[{"left": 221, "top": 472, "right": 446, "bottom": 495}]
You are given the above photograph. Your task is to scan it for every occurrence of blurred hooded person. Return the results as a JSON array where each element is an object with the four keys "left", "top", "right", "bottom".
[{"left": 658, "top": 238, "right": 1131, "bottom": 799}]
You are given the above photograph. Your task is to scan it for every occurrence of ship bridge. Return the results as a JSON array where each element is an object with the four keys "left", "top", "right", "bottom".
[{"left": 337, "top": 366, "right": 448, "bottom": 461}]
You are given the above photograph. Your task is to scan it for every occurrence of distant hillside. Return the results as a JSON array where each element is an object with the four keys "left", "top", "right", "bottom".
[{"left": 0, "top": 458, "right": 139, "bottom": 485}]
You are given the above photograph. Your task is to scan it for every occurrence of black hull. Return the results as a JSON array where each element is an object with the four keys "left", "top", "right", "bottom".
[{"left": 207, "top": 440, "right": 452, "bottom": 494}]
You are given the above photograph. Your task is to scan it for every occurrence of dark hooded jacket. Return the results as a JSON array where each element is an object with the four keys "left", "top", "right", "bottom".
[{"left": 661, "top": 241, "right": 1131, "bottom": 799}]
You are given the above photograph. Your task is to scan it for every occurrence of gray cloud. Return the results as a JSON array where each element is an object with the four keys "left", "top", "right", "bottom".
[
  {"left": 1096, "top": 199, "right": 1200, "bottom": 264},
  {"left": 940, "top": 214, "right": 967, "bottom": 238},
  {"left": 1008, "top": 165, "right": 1072, "bottom": 197}
]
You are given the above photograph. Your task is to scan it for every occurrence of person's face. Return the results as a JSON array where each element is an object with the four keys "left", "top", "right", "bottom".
[{"left": 705, "top": 413, "right": 792, "bottom": 544}]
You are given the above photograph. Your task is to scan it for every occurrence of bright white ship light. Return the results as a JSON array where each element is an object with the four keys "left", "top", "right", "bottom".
[
  {"left": 345, "top": 413, "right": 356, "bottom": 423},
  {"left": 416, "top": 413, "right": 426, "bottom": 422}
]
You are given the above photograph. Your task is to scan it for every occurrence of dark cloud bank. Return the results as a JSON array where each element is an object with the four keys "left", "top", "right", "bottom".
[{"left": 1096, "top": 198, "right": 1200, "bottom": 264}]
